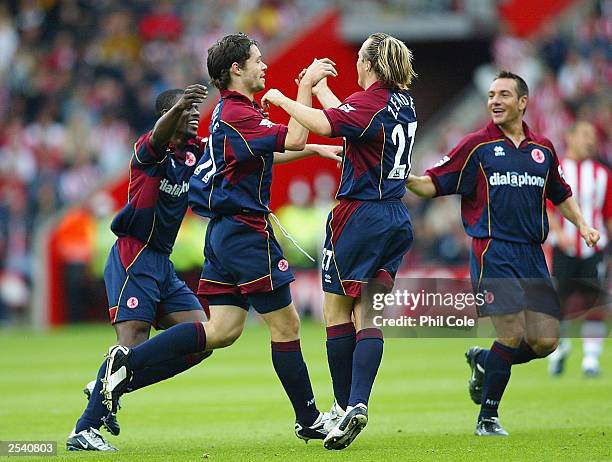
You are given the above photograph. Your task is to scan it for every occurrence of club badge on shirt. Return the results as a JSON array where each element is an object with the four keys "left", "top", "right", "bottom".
[
  {"left": 531, "top": 149, "right": 545, "bottom": 164},
  {"left": 185, "top": 151, "right": 196, "bottom": 166}
]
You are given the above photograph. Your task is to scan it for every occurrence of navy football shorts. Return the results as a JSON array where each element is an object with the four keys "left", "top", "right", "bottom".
[
  {"left": 105, "top": 237, "right": 203, "bottom": 326},
  {"left": 471, "top": 238, "right": 561, "bottom": 319},
  {"left": 197, "top": 214, "right": 295, "bottom": 313},
  {"left": 321, "top": 199, "right": 413, "bottom": 298}
]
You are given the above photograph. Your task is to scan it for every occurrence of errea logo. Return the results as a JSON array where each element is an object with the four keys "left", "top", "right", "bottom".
[
  {"left": 558, "top": 165, "right": 565, "bottom": 179},
  {"left": 494, "top": 146, "right": 505, "bottom": 157},
  {"left": 338, "top": 103, "right": 356, "bottom": 113},
  {"left": 433, "top": 155, "right": 450, "bottom": 167},
  {"left": 259, "top": 119, "right": 274, "bottom": 128}
]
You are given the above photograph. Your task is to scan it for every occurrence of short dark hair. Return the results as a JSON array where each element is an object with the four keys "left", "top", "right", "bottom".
[
  {"left": 155, "top": 89, "right": 184, "bottom": 116},
  {"left": 207, "top": 33, "right": 258, "bottom": 90},
  {"left": 494, "top": 70, "right": 529, "bottom": 98}
]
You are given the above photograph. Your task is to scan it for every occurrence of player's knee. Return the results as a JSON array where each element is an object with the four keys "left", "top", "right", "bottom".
[
  {"left": 323, "top": 294, "right": 354, "bottom": 326},
  {"left": 203, "top": 316, "right": 245, "bottom": 349},
  {"left": 220, "top": 328, "right": 242, "bottom": 347},
  {"left": 214, "top": 323, "right": 243, "bottom": 348},
  {"left": 266, "top": 309, "right": 301, "bottom": 341},
  {"left": 281, "top": 309, "right": 301, "bottom": 338},
  {"left": 115, "top": 322, "right": 150, "bottom": 347},
  {"left": 270, "top": 320, "right": 300, "bottom": 342},
  {"left": 285, "top": 314, "right": 301, "bottom": 338},
  {"left": 118, "top": 332, "right": 149, "bottom": 348},
  {"left": 530, "top": 338, "right": 559, "bottom": 357},
  {"left": 324, "top": 306, "right": 352, "bottom": 326},
  {"left": 497, "top": 337, "right": 523, "bottom": 349}
]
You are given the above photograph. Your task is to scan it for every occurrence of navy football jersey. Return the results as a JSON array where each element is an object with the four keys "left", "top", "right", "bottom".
[
  {"left": 426, "top": 121, "right": 572, "bottom": 244},
  {"left": 323, "top": 81, "right": 418, "bottom": 201},
  {"left": 189, "top": 90, "right": 288, "bottom": 218},
  {"left": 110, "top": 132, "right": 206, "bottom": 254}
]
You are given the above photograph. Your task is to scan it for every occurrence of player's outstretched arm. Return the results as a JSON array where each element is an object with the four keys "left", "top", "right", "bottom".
[
  {"left": 406, "top": 174, "right": 437, "bottom": 198},
  {"left": 294, "top": 64, "right": 341, "bottom": 109},
  {"left": 313, "top": 78, "right": 342, "bottom": 109},
  {"left": 273, "top": 144, "right": 342, "bottom": 165},
  {"left": 284, "top": 60, "right": 334, "bottom": 150},
  {"left": 556, "top": 196, "right": 600, "bottom": 247},
  {"left": 261, "top": 58, "right": 338, "bottom": 143},
  {"left": 295, "top": 71, "right": 341, "bottom": 109},
  {"left": 149, "top": 84, "right": 208, "bottom": 150},
  {"left": 262, "top": 59, "right": 336, "bottom": 138},
  {"left": 262, "top": 91, "right": 332, "bottom": 137}
]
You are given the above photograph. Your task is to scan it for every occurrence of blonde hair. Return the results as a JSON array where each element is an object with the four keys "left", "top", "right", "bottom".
[{"left": 364, "top": 32, "right": 416, "bottom": 89}]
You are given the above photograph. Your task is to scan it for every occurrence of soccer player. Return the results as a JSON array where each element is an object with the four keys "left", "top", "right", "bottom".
[
  {"left": 100, "top": 33, "right": 342, "bottom": 442},
  {"left": 547, "top": 120, "right": 611, "bottom": 376},
  {"left": 67, "top": 84, "right": 210, "bottom": 451},
  {"left": 261, "top": 32, "right": 417, "bottom": 449},
  {"left": 407, "top": 71, "right": 600, "bottom": 436}
]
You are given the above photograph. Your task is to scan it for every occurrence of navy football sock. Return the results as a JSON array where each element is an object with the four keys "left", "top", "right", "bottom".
[
  {"left": 127, "top": 352, "right": 208, "bottom": 392},
  {"left": 326, "top": 322, "right": 356, "bottom": 410},
  {"left": 271, "top": 340, "right": 319, "bottom": 426},
  {"left": 129, "top": 322, "right": 206, "bottom": 370},
  {"left": 75, "top": 361, "right": 108, "bottom": 432},
  {"left": 512, "top": 339, "right": 539, "bottom": 364},
  {"left": 479, "top": 341, "right": 516, "bottom": 420},
  {"left": 347, "top": 328, "right": 384, "bottom": 407}
]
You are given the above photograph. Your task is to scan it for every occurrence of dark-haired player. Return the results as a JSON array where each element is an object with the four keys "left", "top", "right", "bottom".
[
  {"left": 408, "top": 71, "right": 599, "bottom": 436},
  {"left": 67, "top": 85, "right": 210, "bottom": 451},
  {"left": 100, "top": 33, "right": 342, "bottom": 443}
]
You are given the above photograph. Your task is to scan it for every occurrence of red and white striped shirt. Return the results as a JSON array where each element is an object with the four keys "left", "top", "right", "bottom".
[{"left": 550, "top": 157, "right": 612, "bottom": 257}]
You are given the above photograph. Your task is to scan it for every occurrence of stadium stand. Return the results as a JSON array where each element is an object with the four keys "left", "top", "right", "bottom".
[
  {"left": 0, "top": 0, "right": 609, "bottom": 325},
  {"left": 0, "top": 0, "right": 325, "bottom": 324}
]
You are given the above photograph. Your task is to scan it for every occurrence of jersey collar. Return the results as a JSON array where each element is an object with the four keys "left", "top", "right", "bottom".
[
  {"left": 365, "top": 81, "right": 395, "bottom": 92},
  {"left": 486, "top": 120, "right": 534, "bottom": 148},
  {"left": 167, "top": 136, "right": 199, "bottom": 160},
  {"left": 220, "top": 89, "right": 265, "bottom": 113},
  {"left": 220, "top": 89, "right": 256, "bottom": 104}
]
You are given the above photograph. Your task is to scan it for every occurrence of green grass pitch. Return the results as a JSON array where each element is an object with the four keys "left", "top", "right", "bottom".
[{"left": 1, "top": 321, "right": 611, "bottom": 461}]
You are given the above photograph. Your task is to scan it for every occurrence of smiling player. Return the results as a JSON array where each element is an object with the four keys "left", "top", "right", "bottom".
[
  {"left": 99, "top": 33, "right": 343, "bottom": 443},
  {"left": 68, "top": 85, "right": 211, "bottom": 451},
  {"left": 407, "top": 71, "right": 599, "bottom": 436}
]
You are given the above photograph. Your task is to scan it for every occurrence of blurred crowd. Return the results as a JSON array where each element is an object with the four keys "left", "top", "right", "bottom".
[
  {"left": 0, "top": 0, "right": 610, "bottom": 323},
  {"left": 338, "top": 0, "right": 495, "bottom": 18},
  {"left": 0, "top": 0, "right": 321, "bottom": 321}
]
